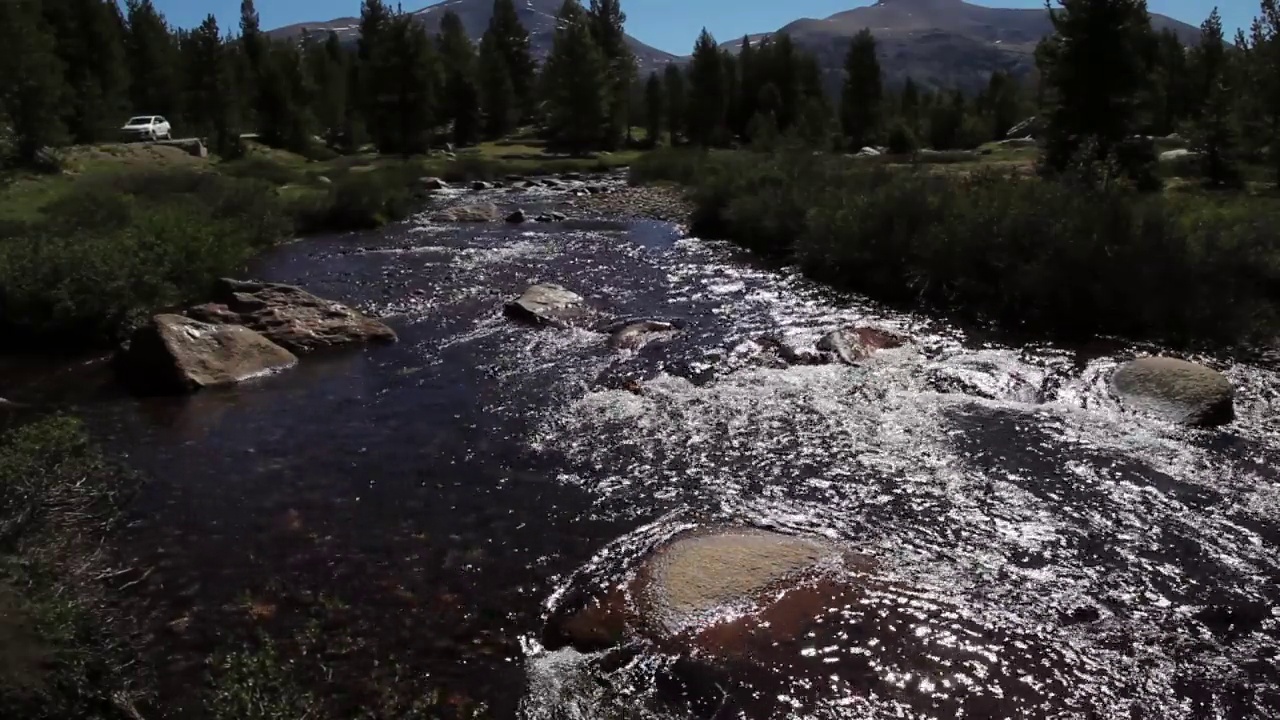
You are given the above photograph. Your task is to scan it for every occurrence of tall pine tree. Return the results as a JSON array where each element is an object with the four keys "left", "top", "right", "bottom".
[
  {"left": 42, "top": 0, "right": 130, "bottom": 142},
  {"left": 367, "top": 9, "right": 441, "bottom": 155},
  {"left": 686, "top": 29, "right": 727, "bottom": 146},
  {"left": 840, "top": 29, "right": 883, "bottom": 150},
  {"left": 543, "top": 0, "right": 608, "bottom": 154},
  {"left": 663, "top": 64, "right": 686, "bottom": 145},
  {"left": 484, "top": 0, "right": 536, "bottom": 120},
  {"left": 438, "top": 11, "right": 481, "bottom": 147},
  {"left": 1191, "top": 7, "right": 1241, "bottom": 186},
  {"left": 587, "top": 0, "right": 636, "bottom": 148},
  {"left": 644, "top": 71, "right": 664, "bottom": 147},
  {"left": 0, "top": 0, "right": 69, "bottom": 160},
  {"left": 478, "top": 33, "right": 517, "bottom": 138},
  {"left": 1037, "top": 0, "right": 1155, "bottom": 179},
  {"left": 124, "top": 0, "right": 180, "bottom": 118}
]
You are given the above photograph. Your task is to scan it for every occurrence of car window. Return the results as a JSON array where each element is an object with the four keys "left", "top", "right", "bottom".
[
  {"left": 127, "top": 117, "right": 150, "bottom": 125},
  {"left": 156, "top": 117, "right": 166, "bottom": 125}
]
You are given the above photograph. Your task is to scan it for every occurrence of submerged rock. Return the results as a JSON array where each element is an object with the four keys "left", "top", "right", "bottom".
[
  {"left": 418, "top": 177, "right": 448, "bottom": 191},
  {"left": 188, "top": 279, "right": 397, "bottom": 353},
  {"left": 546, "top": 528, "right": 862, "bottom": 654},
  {"left": 506, "top": 208, "right": 527, "bottom": 223},
  {"left": 752, "top": 334, "right": 829, "bottom": 367},
  {"left": 816, "top": 326, "right": 908, "bottom": 365},
  {"left": 545, "top": 527, "right": 1079, "bottom": 717},
  {"left": 116, "top": 314, "right": 297, "bottom": 394},
  {"left": 472, "top": 181, "right": 493, "bottom": 191},
  {"left": 1111, "top": 357, "right": 1234, "bottom": 427},
  {"left": 504, "top": 284, "right": 601, "bottom": 329},
  {"left": 608, "top": 320, "right": 681, "bottom": 351},
  {"left": 430, "top": 203, "right": 501, "bottom": 223}
]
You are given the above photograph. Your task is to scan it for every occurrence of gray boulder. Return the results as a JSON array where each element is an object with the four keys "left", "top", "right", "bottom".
[
  {"left": 608, "top": 320, "right": 681, "bottom": 351},
  {"left": 1111, "top": 357, "right": 1234, "bottom": 427},
  {"left": 506, "top": 208, "right": 527, "bottom": 223},
  {"left": 1159, "top": 148, "right": 1197, "bottom": 162},
  {"left": 430, "top": 203, "right": 501, "bottom": 223},
  {"left": 116, "top": 314, "right": 297, "bottom": 394},
  {"left": 472, "top": 180, "right": 493, "bottom": 190},
  {"left": 187, "top": 279, "right": 397, "bottom": 353},
  {"left": 816, "top": 326, "right": 908, "bottom": 365},
  {"left": 504, "top": 284, "right": 600, "bottom": 329},
  {"left": 418, "top": 177, "right": 448, "bottom": 191}
]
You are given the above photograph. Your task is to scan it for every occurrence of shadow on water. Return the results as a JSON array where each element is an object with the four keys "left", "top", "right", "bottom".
[{"left": 6, "top": 179, "right": 1280, "bottom": 718}]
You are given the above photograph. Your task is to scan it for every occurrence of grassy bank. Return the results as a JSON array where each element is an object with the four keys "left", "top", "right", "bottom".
[
  {"left": 632, "top": 149, "right": 1280, "bottom": 348},
  {"left": 0, "top": 139, "right": 636, "bottom": 350},
  {"left": 0, "top": 417, "right": 142, "bottom": 720}
]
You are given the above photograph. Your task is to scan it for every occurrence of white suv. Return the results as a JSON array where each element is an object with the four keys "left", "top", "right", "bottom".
[{"left": 121, "top": 115, "right": 172, "bottom": 142}]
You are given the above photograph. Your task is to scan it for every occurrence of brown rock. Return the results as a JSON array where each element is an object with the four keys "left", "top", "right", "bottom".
[
  {"left": 116, "top": 314, "right": 297, "bottom": 394},
  {"left": 188, "top": 279, "right": 397, "bottom": 353},
  {"left": 816, "top": 326, "right": 908, "bottom": 365}
]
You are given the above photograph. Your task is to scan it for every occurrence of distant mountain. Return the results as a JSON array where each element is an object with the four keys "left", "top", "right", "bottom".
[
  {"left": 267, "top": 0, "right": 677, "bottom": 74},
  {"left": 718, "top": 0, "right": 1203, "bottom": 92}
]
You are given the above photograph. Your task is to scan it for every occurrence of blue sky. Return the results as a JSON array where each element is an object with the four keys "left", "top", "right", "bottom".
[{"left": 152, "top": 0, "right": 1257, "bottom": 54}]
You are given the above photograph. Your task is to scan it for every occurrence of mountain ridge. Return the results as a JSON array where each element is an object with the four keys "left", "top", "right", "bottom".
[{"left": 266, "top": 0, "right": 676, "bottom": 73}]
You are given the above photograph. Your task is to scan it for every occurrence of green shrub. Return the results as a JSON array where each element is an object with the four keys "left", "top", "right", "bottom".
[
  {"left": 664, "top": 150, "right": 1280, "bottom": 347},
  {"left": 290, "top": 166, "right": 416, "bottom": 234},
  {"left": 220, "top": 156, "right": 306, "bottom": 186},
  {"left": 0, "top": 169, "right": 291, "bottom": 347}
]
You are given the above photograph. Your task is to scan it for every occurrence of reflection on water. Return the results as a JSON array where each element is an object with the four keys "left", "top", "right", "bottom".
[{"left": 11, "top": 179, "right": 1279, "bottom": 718}]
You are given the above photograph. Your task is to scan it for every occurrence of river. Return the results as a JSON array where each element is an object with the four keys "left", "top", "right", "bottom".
[{"left": 12, "top": 176, "right": 1280, "bottom": 719}]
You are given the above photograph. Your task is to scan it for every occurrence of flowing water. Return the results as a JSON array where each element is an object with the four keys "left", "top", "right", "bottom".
[{"left": 10, "top": 178, "right": 1280, "bottom": 719}]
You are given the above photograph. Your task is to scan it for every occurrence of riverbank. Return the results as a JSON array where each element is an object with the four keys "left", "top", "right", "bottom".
[
  {"left": 0, "top": 140, "right": 641, "bottom": 351},
  {"left": 629, "top": 149, "right": 1280, "bottom": 351}
]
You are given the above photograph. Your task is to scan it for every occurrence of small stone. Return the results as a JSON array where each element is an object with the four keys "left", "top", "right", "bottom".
[{"left": 506, "top": 208, "right": 526, "bottom": 223}]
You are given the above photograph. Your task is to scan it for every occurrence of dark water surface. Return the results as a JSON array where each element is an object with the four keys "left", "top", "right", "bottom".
[{"left": 12, "top": 181, "right": 1280, "bottom": 718}]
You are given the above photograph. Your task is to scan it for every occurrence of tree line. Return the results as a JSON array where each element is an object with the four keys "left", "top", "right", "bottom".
[
  {"left": 0, "top": 0, "right": 637, "bottom": 161},
  {"left": 1, "top": 0, "right": 1278, "bottom": 186}
]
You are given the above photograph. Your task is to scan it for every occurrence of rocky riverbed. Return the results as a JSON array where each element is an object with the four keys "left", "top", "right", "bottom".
[{"left": 3, "top": 174, "right": 1278, "bottom": 719}]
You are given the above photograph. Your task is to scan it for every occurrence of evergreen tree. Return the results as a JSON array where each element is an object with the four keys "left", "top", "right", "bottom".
[
  {"left": 258, "top": 42, "right": 315, "bottom": 152},
  {"left": 42, "top": 0, "right": 131, "bottom": 142},
  {"left": 124, "top": 0, "right": 180, "bottom": 118},
  {"left": 686, "top": 29, "right": 727, "bottom": 146},
  {"left": 478, "top": 33, "right": 517, "bottom": 138},
  {"left": 1239, "top": 0, "right": 1280, "bottom": 185},
  {"left": 901, "top": 76, "right": 921, "bottom": 132},
  {"left": 1037, "top": 0, "right": 1155, "bottom": 180},
  {"left": 1191, "top": 8, "right": 1241, "bottom": 186},
  {"left": 588, "top": 0, "right": 636, "bottom": 148},
  {"left": 663, "top": 64, "right": 686, "bottom": 145},
  {"left": 366, "top": 9, "right": 440, "bottom": 154},
  {"left": 0, "top": 0, "right": 69, "bottom": 161},
  {"left": 239, "top": 0, "right": 266, "bottom": 128},
  {"left": 982, "top": 71, "right": 1024, "bottom": 140},
  {"left": 485, "top": 0, "right": 536, "bottom": 119},
  {"left": 840, "top": 29, "right": 883, "bottom": 150},
  {"left": 644, "top": 71, "right": 664, "bottom": 147},
  {"left": 544, "top": 0, "right": 608, "bottom": 154},
  {"left": 306, "top": 32, "right": 350, "bottom": 147},
  {"left": 438, "top": 11, "right": 481, "bottom": 146},
  {"left": 179, "top": 15, "right": 237, "bottom": 153},
  {"left": 1150, "top": 28, "right": 1191, "bottom": 135},
  {"left": 734, "top": 36, "right": 758, "bottom": 139}
]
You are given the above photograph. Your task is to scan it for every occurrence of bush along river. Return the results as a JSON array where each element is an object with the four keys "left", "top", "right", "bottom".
[{"left": 6, "top": 173, "right": 1280, "bottom": 719}]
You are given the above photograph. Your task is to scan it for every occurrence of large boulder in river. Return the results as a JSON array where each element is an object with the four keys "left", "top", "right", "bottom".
[
  {"left": 545, "top": 527, "right": 1079, "bottom": 716},
  {"left": 546, "top": 529, "right": 866, "bottom": 654},
  {"left": 1111, "top": 357, "right": 1234, "bottom": 427},
  {"left": 504, "top": 284, "right": 601, "bottom": 329},
  {"left": 816, "top": 326, "right": 908, "bottom": 365},
  {"left": 187, "top": 279, "right": 397, "bottom": 353},
  {"left": 418, "top": 177, "right": 448, "bottom": 191},
  {"left": 430, "top": 202, "right": 500, "bottom": 223},
  {"left": 116, "top": 314, "right": 297, "bottom": 394}
]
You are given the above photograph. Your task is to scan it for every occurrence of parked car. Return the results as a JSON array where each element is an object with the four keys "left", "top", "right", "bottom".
[{"left": 120, "top": 115, "right": 172, "bottom": 142}]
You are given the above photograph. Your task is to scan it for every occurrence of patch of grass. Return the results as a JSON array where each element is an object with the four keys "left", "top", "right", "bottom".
[
  {"left": 637, "top": 149, "right": 1280, "bottom": 348},
  {"left": 0, "top": 416, "right": 142, "bottom": 720}
]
